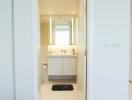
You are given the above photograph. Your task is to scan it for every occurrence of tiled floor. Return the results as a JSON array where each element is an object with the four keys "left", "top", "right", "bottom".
[
  {"left": 41, "top": 82, "right": 132, "bottom": 100},
  {"left": 41, "top": 81, "right": 80, "bottom": 100}
]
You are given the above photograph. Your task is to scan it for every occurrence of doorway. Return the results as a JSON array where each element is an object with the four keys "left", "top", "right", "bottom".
[{"left": 39, "top": 0, "right": 87, "bottom": 100}]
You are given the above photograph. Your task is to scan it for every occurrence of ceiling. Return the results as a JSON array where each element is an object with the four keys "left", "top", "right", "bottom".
[{"left": 39, "top": 0, "right": 79, "bottom": 16}]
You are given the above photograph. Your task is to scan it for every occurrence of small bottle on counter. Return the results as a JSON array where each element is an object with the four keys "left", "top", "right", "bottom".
[{"left": 72, "top": 49, "right": 75, "bottom": 55}]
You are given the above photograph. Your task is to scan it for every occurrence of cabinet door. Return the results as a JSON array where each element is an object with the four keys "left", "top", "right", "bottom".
[
  {"left": 48, "top": 57, "right": 62, "bottom": 75},
  {"left": 63, "top": 57, "right": 77, "bottom": 75}
]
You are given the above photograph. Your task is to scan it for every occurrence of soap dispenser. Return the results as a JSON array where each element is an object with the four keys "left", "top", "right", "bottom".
[{"left": 72, "top": 49, "right": 75, "bottom": 55}]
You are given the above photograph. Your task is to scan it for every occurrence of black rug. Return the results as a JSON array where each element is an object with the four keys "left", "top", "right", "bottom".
[{"left": 52, "top": 84, "right": 74, "bottom": 91}]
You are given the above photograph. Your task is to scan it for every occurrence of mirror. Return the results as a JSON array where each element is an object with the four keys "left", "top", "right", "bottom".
[
  {"left": 40, "top": 16, "right": 78, "bottom": 46},
  {"left": 55, "top": 24, "right": 70, "bottom": 46}
]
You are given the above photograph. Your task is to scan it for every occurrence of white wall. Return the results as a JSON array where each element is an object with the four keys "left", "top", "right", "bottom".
[
  {"left": 0, "top": 0, "right": 14, "bottom": 100},
  {"left": 13, "top": 0, "right": 40, "bottom": 100},
  {"left": 87, "top": 0, "right": 130, "bottom": 100}
]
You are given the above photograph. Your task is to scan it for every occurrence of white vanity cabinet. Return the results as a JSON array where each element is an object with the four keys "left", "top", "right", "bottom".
[
  {"left": 48, "top": 56, "right": 77, "bottom": 76},
  {"left": 62, "top": 57, "right": 76, "bottom": 75},
  {"left": 48, "top": 57, "right": 62, "bottom": 75}
]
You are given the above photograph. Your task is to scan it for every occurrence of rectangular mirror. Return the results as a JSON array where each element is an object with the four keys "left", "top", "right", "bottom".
[
  {"left": 40, "top": 16, "right": 78, "bottom": 46},
  {"left": 55, "top": 25, "right": 70, "bottom": 46}
]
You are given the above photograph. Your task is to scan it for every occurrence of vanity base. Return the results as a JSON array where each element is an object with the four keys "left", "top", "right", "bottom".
[{"left": 49, "top": 75, "right": 76, "bottom": 81}]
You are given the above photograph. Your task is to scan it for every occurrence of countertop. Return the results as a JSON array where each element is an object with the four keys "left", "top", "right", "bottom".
[{"left": 48, "top": 54, "right": 78, "bottom": 58}]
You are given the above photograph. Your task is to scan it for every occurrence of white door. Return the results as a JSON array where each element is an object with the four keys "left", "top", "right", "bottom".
[
  {"left": 130, "top": 2, "right": 132, "bottom": 81},
  {"left": 0, "top": 0, "right": 14, "bottom": 100},
  {"left": 48, "top": 57, "right": 62, "bottom": 75},
  {"left": 63, "top": 57, "right": 77, "bottom": 75},
  {"left": 13, "top": 0, "right": 39, "bottom": 99}
]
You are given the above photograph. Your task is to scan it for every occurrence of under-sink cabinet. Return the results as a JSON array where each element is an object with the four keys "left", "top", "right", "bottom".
[{"left": 48, "top": 56, "right": 77, "bottom": 76}]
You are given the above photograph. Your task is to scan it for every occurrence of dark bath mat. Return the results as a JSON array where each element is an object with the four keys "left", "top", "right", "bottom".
[{"left": 52, "top": 84, "right": 74, "bottom": 91}]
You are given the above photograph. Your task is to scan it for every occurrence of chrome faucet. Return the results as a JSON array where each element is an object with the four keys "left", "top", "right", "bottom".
[
  {"left": 61, "top": 49, "right": 64, "bottom": 53},
  {"left": 61, "top": 49, "right": 66, "bottom": 53}
]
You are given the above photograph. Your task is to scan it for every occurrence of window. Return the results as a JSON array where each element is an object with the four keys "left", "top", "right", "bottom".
[{"left": 55, "top": 25, "right": 70, "bottom": 46}]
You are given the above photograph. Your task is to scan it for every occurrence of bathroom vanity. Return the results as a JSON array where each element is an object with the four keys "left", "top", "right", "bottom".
[{"left": 48, "top": 55, "right": 77, "bottom": 80}]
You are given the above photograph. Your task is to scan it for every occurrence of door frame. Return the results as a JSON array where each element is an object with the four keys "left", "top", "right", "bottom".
[{"left": 34, "top": 0, "right": 88, "bottom": 100}]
